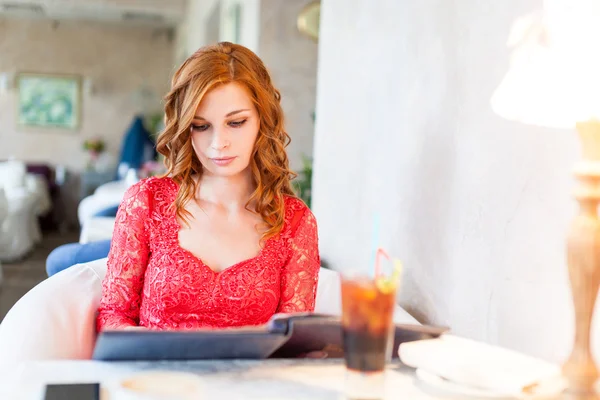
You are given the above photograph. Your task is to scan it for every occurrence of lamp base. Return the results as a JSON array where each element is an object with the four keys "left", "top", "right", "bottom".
[
  {"left": 562, "top": 392, "right": 598, "bottom": 400},
  {"left": 562, "top": 120, "right": 600, "bottom": 400}
]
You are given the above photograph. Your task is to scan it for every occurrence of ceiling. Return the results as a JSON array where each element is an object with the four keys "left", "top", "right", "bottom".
[{"left": 0, "top": 0, "right": 187, "bottom": 27}]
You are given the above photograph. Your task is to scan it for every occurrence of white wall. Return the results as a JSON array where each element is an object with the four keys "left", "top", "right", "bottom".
[
  {"left": 313, "top": 0, "right": 586, "bottom": 363},
  {"left": 174, "top": 0, "right": 219, "bottom": 63},
  {"left": 175, "top": 0, "right": 260, "bottom": 63},
  {"left": 258, "top": 0, "right": 318, "bottom": 170},
  {"left": 220, "top": 0, "right": 261, "bottom": 53}
]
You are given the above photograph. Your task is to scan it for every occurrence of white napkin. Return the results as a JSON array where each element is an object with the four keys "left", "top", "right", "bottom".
[{"left": 398, "top": 334, "right": 564, "bottom": 398}]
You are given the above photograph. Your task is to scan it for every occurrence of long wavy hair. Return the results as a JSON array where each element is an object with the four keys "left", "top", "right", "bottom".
[{"left": 156, "top": 42, "right": 297, "bottom": 241}]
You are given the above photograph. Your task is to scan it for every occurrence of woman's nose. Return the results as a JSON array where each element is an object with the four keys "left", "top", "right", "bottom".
[{"left": 210, "top": 128, "right": 230, "bottom": 150}]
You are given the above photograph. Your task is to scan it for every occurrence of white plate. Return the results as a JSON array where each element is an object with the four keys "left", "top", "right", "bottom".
[
  {"left": 415, "top": 369, "right": 565, "bottom": 400},
  {"left": 415, "top": 368, "right": 515, "bottom": 399}
]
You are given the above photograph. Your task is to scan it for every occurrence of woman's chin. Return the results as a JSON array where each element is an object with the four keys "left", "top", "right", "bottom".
[{"left": 203, "top": 164, "right": 250, "bottom": 179}]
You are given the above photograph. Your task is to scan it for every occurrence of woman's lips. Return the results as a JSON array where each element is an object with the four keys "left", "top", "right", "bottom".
[{"left": 210, "top": 156, "right": 237, "bottom": 166}]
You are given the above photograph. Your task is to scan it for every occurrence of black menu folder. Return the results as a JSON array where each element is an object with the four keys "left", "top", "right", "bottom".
[{"left": 92, "top": 313, "right": 447, "bottom": 361}]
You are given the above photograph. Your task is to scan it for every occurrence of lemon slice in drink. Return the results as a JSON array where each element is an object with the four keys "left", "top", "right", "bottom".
[
  {"left": 375, "top": 259, "right": 403, "bottom": 294},
  {"left": 375, "top": 276, "right": 397, "bottom": 294}
]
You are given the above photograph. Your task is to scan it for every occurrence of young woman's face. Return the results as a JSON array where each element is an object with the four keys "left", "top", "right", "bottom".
[{"left": 190, "top": 82, "right": 260, "bottom": 178}]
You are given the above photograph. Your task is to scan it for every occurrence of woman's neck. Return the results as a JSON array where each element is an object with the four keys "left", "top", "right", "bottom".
[{"left": 195, "top": 170, "right": 255, "bottom": 211}]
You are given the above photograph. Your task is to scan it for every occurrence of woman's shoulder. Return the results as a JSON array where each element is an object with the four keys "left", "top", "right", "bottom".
[
  {"left": 137, "top": 175, "right": 177, "bottom": 192},
  {"left": 284, "top": 195, "right": 309, "bottom": 213},
  {"left": 122, "top": 176, "right": 177, "bottom": 204},
  {"left": 126, "top": 175, "right": 176, "bottom": 193},
  {"left": 283, "top": 195, "right": 315, "bottom": 232}
]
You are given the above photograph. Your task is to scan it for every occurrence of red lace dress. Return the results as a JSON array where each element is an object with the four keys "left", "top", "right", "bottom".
[{"left": 96, "top": 176, "right": 320, "bottom": 331}]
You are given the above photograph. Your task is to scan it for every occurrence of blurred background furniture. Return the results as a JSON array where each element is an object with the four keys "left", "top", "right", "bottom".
[
  {"left": 0, "top": 188, "right": 7, "bottom": 283},
  {"left": 0, "top": 160, "right": 51, "bottom": 262},
  {"left": 77, "top": 114, "right": 157, "bottom": 230},
  {"left": 79, "top": 217, "right": 116, "bottom": 244},
  {"left": 117, "top": 115, "right": 158, "bottom": 178},
  {"left": 77, "top": 180, "right": 129, "bottom": 229},
  {"left": 25, "top": 163, "right": 60, "bottom": 232},
  {"left": 79, "top": 170, "right": 114, "bottom": 201}
]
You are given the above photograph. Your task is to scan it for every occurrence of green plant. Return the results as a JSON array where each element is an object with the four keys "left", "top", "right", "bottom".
[
  {"left": 293, "top": 154, "right": 313, "bottom": 208},
  {"left": 145, "top": 113, "right": 164, "bottom": 138},
  {"left": 82, "top": 138, "right": 105, "bottom": 153}
]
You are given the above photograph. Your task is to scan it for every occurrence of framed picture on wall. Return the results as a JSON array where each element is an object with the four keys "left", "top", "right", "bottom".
[{"left": 17, "top": 72, "right": 81, "bottom": 130}]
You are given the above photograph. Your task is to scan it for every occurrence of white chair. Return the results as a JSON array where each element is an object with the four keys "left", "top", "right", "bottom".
[
  {"left": 77, "top": 180, "right": 129, "bottom": 228},
  {"left": 0, "top": 188, "right": 7, "bottom": 284},
  {"left": 24, "top": 174, "right": 52, "bottom": 244},
  {"left": 0, "top": 160, "right": 51, "bottom": 261},
  {"left": 79, "top": 216, "right": 116, "bottom": 244},
  {"left": 77, "top": 179, "right": 128, "bottom": 244},
  {"left": 0, "top": 259, "right": 418, "bottom": 378}
]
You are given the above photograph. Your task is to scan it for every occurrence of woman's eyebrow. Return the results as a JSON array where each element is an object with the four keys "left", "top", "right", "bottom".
[{"left": 193, "top": 109, "right": 250, "bottom": 120}]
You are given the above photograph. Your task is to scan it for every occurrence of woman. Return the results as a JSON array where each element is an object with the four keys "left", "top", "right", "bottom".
[{"left": 97, "top": 42, "right": 320, "bottom": 331}]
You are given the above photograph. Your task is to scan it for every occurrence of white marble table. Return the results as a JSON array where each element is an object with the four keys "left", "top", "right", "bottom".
[{"left": 4, "top": 359, "right": 462, "bottom": 400}]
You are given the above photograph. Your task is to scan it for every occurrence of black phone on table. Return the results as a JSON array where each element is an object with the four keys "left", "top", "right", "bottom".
[{"left": 44, "top": 383, "right": 100, "bottom": 400}]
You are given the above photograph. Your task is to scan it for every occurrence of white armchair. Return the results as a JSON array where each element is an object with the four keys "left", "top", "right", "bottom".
[
  {"left": 77, "top": 180, "right": 132, "bottom": 244},
  {"left": 0, "top": 160, "right": 51, "bottom": 262},
  {"left": 77, "top": 180, "right": 128, "bottom": 227},
  {"left": 0, "top": 188, "right": 7, "bottom": 283}
]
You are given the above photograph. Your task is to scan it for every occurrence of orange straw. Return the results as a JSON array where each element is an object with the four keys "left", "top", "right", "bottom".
[{"left": 375, "top": 247, "right": 390, "bottom": 278}]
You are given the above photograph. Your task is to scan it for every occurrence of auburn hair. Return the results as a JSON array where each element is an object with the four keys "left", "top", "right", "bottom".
[{"left": 156, "top": 42, "right": 297, "bottom": 241}]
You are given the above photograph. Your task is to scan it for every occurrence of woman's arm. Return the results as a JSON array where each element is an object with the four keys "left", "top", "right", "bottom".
[
  {"left": 96, "top": 181, "right": 152, "bottom": 331},
  {"left": 277, "top": 207, "right": 321, "bottom": 313}
]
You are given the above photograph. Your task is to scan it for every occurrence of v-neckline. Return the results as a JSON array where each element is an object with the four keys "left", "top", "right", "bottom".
[
  {"left": 175, "top": 236, "right": 271, "bottom": 274},
  {"left": 165, "top": 177, "right": 271, "bottom": 274}
]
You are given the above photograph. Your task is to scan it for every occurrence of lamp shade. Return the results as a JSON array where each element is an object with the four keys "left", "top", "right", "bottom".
[{"left": 490, "top": 1, "right": 600, "bottom": 129}]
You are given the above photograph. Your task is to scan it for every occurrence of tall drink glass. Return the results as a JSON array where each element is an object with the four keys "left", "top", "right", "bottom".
[{"left": 341, "top": 272, "right": 397, "bottom": 400}]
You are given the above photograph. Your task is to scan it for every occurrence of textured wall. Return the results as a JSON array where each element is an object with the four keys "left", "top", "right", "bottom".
[
  {"left": 0, "top": 18, "right": 174, "bottom": 172},
  {"left": 259, "top": 0, "right": 318, "bottom": 170},
  {"left": 175, "top": 0, "right": 260, "bottom": 64},
  {"left": 174, "top": 0, "right": 221, "bottom": 64},
  {"left": 312, "top": 0, "right": 589, "bottom": 363},
  {"left": 221, "top": 0, "right": 261, "bottom": 54}
]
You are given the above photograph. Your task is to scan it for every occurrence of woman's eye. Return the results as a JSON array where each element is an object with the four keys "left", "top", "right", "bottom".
[
  {"left": 190, "top": 124, "right": 209, "bottom": 132},
  {"left": 229, "top": 119, "right": 247, "bottom": 128}
]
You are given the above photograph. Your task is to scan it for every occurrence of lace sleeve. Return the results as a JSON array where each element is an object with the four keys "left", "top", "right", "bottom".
[
  {"left": 96, "top": 182, "right": 151, "bottom": 331},
  {"left": 277, "top": 208, "right": 321, "bottom": 313}
]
